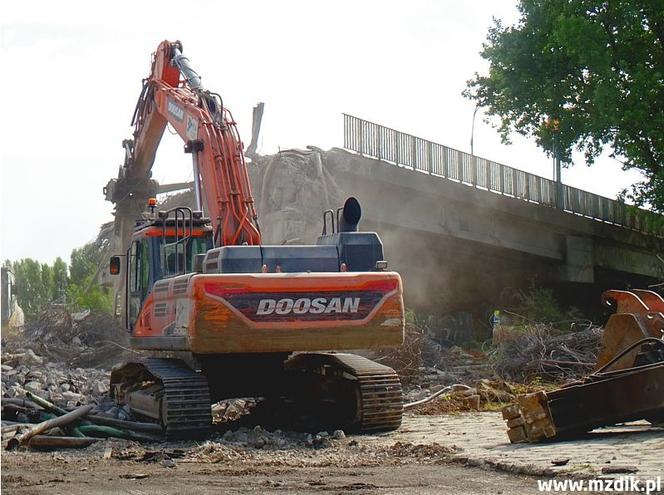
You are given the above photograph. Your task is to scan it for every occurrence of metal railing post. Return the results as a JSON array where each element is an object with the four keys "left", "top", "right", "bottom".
[{"left": 427, "top": 141, "right": 432, "bottom": 174}]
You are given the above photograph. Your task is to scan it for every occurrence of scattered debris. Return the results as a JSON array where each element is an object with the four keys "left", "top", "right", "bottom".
[
  {"left": 490, "top": 324, "right": 603, "bottom": 382},
  {"left": 601, "top": 465, "right": 639, "bottom": 474},
  {"left": 16, "top": 307, "right": 129, "bottom": 368},
  {"left": 403, "top": 377, "right": 554, "bottom": 416},
  {"left": 119, "top": 473, "right": 150, "bottom": 480},
  {"left": 7, "top": 404, "right": 94, "bottom": 450},
  {"left": 212, "top": 398, "right": 257, "bottom": 423},
  {"left": 387, "top": 441, "right": 457, "bottom": 460}
]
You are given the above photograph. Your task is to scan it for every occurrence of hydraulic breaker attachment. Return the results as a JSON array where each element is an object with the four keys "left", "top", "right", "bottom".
[{"left": 503, "top": 290, "right": 664, "bottom": 443}]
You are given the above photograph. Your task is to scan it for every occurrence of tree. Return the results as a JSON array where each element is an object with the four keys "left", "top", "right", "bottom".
[
  {"left": 8, "top": 247, "right": 112, "bottom": 321},
  {"left": 52, "top": 257, "right": 68, "bottom": 303},
  {"left": 69, "top": 245, "right": 98, "bottom": 287},
  {"left": 12, "top": 259, "right": 50, "bottom": 319},
  {"left": 40, "top": 263, "right": 54, "bottom": 302},
  {"left": 465, "top": 0, "right": 664, "bottom": 211},
  {"left": 67, "top": 243, "right": 112, "bottom": 313}
]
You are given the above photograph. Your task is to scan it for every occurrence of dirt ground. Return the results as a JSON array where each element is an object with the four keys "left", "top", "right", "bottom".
[
  {"left": 2, "top": 411, "right": 626, "bottom": 495},
  {"left": 2, "top": 448, "right": 551, "bottom": 495}
]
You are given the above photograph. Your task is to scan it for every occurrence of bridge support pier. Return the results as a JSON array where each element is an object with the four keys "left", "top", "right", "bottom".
[{"left": 557, "top": 236, "right": 594, "bottom": 284}]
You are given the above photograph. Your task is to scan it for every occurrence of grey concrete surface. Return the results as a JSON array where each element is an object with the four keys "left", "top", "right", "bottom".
[{"left": 365, "top": 412, "right": 664, "bottom": 482}]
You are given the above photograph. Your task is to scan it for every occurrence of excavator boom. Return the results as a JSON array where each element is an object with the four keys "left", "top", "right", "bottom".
[{"left": 125, "top": 40, "right": 261, "bottom": 247}]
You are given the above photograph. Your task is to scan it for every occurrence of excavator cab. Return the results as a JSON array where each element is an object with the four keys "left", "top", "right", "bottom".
[{"left": 111, "top": 206, "right": 213, "bottom": 330}]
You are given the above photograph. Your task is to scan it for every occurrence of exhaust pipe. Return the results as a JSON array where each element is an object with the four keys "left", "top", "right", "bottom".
[{"left": 338, "top": 197, "right": 362, "bottom": 233}]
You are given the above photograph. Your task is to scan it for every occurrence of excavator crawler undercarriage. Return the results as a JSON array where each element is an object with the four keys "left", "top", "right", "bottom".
[{"left": 110, "top": 353, "right": 403, "bottom": 437}]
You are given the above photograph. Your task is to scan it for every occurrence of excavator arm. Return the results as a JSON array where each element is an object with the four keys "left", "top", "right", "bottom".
[
  {"left": 107, "top": 40, "right": 261, "bottom": 248},
  {"left": 104, "top": 40, "right": 261, "bottom": 317}
]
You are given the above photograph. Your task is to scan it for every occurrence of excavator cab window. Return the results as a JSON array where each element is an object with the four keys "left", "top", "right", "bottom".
[
  {"left": 128, "top": 239, "right": 150, "bottom": 328},
  {"left": 159, "top": 235, "right": 210, "bottom": 278}
]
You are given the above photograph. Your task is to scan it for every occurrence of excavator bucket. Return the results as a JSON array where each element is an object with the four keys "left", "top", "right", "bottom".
[
  {"left": 503, "top": 289, "right": 664, "bottom": 443},
  {"left": 596, "top": 290, "right": 664, "bottom": 370}
]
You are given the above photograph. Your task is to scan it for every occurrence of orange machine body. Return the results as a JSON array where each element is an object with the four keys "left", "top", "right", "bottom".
[
  {"left": 132, "top": 271, "right": 405, "bottom": 354},
  {"left": 115, "top": 40, "right": 405, "bottom": 357}
]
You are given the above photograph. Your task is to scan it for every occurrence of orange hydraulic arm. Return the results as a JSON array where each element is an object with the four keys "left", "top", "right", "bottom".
[{"left": 124, "top": 40, "right": 261, "bottom": 247}]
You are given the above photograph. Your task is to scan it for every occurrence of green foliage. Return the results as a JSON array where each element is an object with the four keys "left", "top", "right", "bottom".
[
  {"left": 52, "top": 257, "right": 68, "bottom": 303},
  {"left": 11, "top": 259, "right": 50, "bottom": 319},
  {"left": 404, "top": 308, "right": 418, "bottom": 326},
  {"left": 69, "top": 245, "right": 99, "bottom": 286},
  {"left": 465, "top": 0, "right": 664, "bottom": 211},
  {"left": 66, "top": 243, "right": 113, "bottom": 313},
  {"left": 7, "top": 244, "right": 112, "bottom": 320},
  {"left": 66, "top": 276, "right": 113, "bottom": 314},
  {"left": 510, "top": 283, "right": 584, "bottom": 331}
]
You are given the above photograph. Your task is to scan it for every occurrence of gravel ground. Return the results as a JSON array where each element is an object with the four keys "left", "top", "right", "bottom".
[{"left": 1, "top": 439, "right": 573, "bottom": 495}]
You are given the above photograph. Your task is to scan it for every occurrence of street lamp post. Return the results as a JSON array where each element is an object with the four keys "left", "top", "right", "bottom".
[
  {"left": 553, "top": 128, "right": 563, "bottom": 209},
  {"left": 470, "top": 104, "right": 480, "bottom": 156},
  {"left": 547, "top": 117, "right": 563, "bottom": 209}
]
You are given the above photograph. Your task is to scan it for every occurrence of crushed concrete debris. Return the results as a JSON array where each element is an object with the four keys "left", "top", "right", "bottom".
[
  {"left": 1, "top": 354, "right": 110, "bottom": 411},
  {"left": 211, "top": 398, "right": 257, "bottom": 424},
  {"left": 14, "top": 307, "right": 129, "bottom": 368}
]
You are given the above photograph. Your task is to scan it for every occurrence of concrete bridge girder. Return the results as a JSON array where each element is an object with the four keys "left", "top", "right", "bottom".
[{"left": 323, "top": 149, "right": 664, "bottom": 283}]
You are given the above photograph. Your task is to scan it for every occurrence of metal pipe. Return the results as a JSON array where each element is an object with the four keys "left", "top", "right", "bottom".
[
  {"left": 171, "top": 47, "right": 203, "bottom": 91},
  {"left": 25, "top": 390, "right": 67, "bottom": 416},
  {"left": 338, "top": 197, "right": 362, "bottom": 233},
  {"left": 6, "top": 404, "right": 94, "bottom": 450},
  {"left": 86, "top": 414, "right": 162, "bottom": 433},
  {"left": 403, "top": 384, "right": 472, "bottom": 410},
  {"left": 322, "top": 209, "right": 335, "bottom": 235},
  {"left": 191, "top": 152, "right": 203, "bottom": 212},
  {"left": 553, "top": 132, "right": 563, "bottom": 209},
  {"left": 1, "top": 398, "right": 42, "bottom": 410},
  {"left": 28, "top": 435, "right": 98, "bottom": 449}
]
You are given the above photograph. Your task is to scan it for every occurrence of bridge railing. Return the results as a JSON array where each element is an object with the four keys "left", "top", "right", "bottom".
[{"left": 343, "top": 114, "right": 661, "bottom": 236}]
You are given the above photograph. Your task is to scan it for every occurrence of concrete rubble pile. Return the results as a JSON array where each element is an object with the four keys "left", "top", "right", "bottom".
[
  {"left": 1, "top": 308, "right": 130, "bottom": 412},
  {"left": 19, "top": 306, "right": 130, "bottom": 368},
  {"left": 1, "top": 350, "right": 110, "bottom": 410},
  {"left": 0, "top": 307, "right": 145, "bottom": 449}
]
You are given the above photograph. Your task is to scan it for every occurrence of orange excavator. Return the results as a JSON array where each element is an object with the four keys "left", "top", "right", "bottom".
[{"left": 105, "top": 41, "right": 405, "bottom": 436}]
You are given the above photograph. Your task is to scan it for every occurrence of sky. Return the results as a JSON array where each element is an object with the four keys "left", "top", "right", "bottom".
[{"left": 0, "top": 0, "right": 645, "bottom": 265}]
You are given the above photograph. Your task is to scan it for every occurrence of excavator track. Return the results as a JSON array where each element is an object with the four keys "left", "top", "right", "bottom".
[
  {"left": 143, "top": 359, "right": 212, "bottom": 437},
  {"left": 284, "top": 352, "right": 403, "bottom": 433},
  {"left": 111, "top": 358, "right": 212, "bottom": 438}
]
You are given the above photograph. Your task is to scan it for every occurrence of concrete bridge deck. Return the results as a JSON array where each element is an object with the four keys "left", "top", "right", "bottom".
[{"left": 250, "top": 118, "right": 663, "bottom": 318}]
